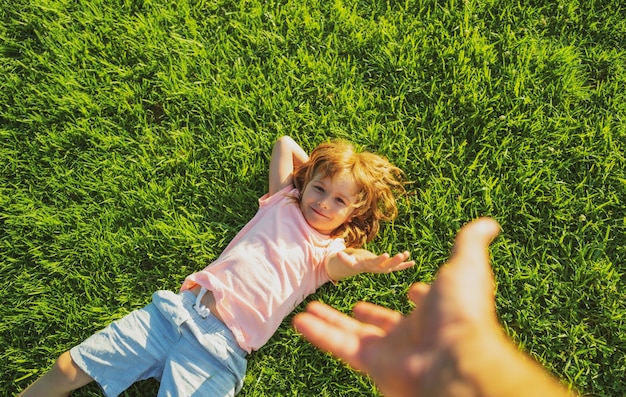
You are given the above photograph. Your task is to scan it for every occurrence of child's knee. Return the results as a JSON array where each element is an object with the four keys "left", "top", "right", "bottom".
[
  {"left": 17, "top": 352, "right": 92, "bottom": 397},
  {"left": 50, "top": 351, "right": 92, "bottom": 388}
]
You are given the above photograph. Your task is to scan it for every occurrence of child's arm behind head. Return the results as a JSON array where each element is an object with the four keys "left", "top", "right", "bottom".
[{"left": 268, "top": 136, "right": 310, "bottom": 196}]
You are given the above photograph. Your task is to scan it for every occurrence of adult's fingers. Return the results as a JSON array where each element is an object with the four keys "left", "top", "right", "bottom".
[
  {"left": 353, "top": 301, "right": 402, "bottom": 332},
  {"left": 407, "top": 282, "right": 431, "bottom": 306},
  {"left": 293, "top": 302, "right": 372, "bottom": 370},
  {"left": 295, "top": 301, "right": 366, "bottom": 334}
]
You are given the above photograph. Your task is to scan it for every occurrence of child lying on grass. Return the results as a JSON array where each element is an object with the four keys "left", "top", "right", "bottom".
[{"left": 19, "top": 135, "right": 414, "bottom": 397}]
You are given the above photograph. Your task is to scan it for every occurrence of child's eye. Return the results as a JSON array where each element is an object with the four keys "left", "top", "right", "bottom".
[
  {"left": 335, "top": 197, "right": 346, "bottom": 205},
  {"left": 314, "top": 185, "right": 324, "bottom": 192}
]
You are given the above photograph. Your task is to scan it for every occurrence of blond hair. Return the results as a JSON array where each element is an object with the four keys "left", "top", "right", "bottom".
[{"left": 293, "top": 140, "right": 405, "bottom": 248}]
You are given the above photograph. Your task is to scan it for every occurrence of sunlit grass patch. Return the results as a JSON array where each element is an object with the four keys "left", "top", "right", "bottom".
[{"left": 2, "top": 0, "right": 625, "bottom": 396}]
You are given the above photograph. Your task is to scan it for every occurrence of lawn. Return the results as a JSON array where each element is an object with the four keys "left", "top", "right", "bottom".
[{"left": 1, "top": 0, "right": 625, "bottom": 395}]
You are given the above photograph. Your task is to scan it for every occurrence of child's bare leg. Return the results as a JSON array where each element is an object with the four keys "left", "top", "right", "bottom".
[{"left": 18, "top": 351, "right": 94, "bottom": 397}]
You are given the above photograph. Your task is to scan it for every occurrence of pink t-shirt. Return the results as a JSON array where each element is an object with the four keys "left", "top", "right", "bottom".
[{"left": 180, "top": 186, "right": 346, "bottom": 353}]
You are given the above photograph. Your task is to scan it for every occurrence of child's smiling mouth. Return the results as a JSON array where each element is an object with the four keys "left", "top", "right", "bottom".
[{"left": 311, "top": 206, "right": 329, "bottom": 218}]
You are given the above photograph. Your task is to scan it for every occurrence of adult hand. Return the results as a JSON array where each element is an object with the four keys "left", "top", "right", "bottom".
[{"left": 294, "top": 218, "right": 574, "bottom": 397}]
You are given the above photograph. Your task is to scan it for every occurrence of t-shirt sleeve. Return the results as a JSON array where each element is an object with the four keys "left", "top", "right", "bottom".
[
  {"left": 317, "top": 238, "right": 346, "bottom": 286},
  {"left": 259, "top": 185, "right": 298, "bottom": 208}
]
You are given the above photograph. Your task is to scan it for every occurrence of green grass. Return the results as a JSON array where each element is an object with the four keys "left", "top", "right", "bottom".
[{"left": 2, "top": 0, "right": 625, "bottom": 395}]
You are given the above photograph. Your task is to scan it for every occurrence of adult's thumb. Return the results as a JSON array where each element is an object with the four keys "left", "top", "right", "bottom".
[{"left": 448, "top": 217, "right": 501, "bottom": 275}]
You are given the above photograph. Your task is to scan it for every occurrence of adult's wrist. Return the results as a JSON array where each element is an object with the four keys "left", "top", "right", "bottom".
[{"left": 454, "top": 324, "right": 574, "bottom": 397}]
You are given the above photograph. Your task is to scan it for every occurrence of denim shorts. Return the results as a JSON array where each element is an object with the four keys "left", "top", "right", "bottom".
[{"left": 70, "top": 290, "right": 247, "bottom": 397}]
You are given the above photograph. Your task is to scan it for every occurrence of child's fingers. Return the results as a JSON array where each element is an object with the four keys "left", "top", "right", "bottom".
[
  {"left": 391, "top": 251, "right": 411, "bottom": 266},
  {"left": 376, "top": 252, "right": 414, "bottom": 273},
  {"left": 348, "top": 251, "right": 412, "bottom": 273},
  {"left": 394, "top": 260, "right": 415, "bottom": 272}
]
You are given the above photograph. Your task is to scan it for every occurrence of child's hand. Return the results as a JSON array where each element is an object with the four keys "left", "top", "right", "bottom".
[
  {"left": 336, "top": 249, "right": 415, "bottom": 276},
  {"left": 339, "top": 249, "right": 414, "bottom": 274}
]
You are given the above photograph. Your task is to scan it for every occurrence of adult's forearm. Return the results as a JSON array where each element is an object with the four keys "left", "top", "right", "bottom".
[{"left": 454, "top": 329, "right": 575, "bottom": 397}]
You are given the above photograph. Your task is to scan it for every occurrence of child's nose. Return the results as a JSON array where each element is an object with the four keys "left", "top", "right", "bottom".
[{"left": 318, "top": 197, "right": 329, "bottom": 208}]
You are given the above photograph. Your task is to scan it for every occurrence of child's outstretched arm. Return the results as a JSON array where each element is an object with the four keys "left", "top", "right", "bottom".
[
  {"left": 269, "top": 136, "right": 309, "bottom": 196},
  {"left": 325, "top": 248, "right": 415, "bottom": 282}
]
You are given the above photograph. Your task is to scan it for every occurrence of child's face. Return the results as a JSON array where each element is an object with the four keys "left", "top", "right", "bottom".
[{"left": 300, "top": 173, "right": 359, "bottom": 235}]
